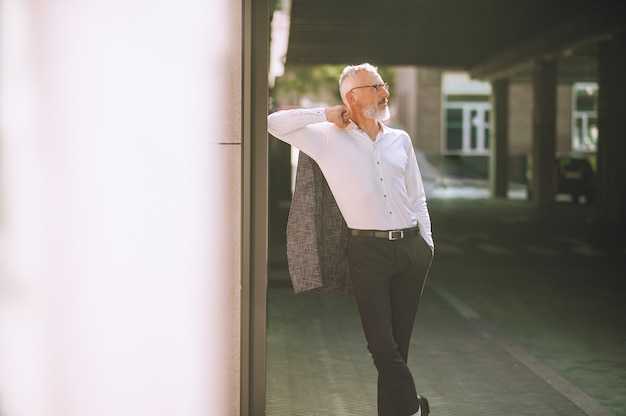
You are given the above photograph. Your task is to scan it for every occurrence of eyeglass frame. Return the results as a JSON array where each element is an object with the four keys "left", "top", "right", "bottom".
[{"left": 349, "top": 82, "right": 390, "bottom": 93}]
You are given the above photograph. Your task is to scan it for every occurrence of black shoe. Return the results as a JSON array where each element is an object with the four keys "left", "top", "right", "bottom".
[{"left": 417, "top": 395, "right": 430, "bottom": 416}]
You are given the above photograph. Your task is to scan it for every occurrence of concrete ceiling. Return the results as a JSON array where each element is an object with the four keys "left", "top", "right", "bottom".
[{"left": 284, "top": 0, "right": 626, "bottom": 80}]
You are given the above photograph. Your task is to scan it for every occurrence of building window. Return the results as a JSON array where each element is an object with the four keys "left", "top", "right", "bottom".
[
  {"left": 444, "top": 102, "right": 491, "bottom": 154},
  {"left": 572, "top": 83, "right": 598, "bottom": 152}
]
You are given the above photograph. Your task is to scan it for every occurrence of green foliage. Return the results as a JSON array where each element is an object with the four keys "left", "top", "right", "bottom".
[{"left": 271, "top": 64, "right": 396, "bottom": 108}]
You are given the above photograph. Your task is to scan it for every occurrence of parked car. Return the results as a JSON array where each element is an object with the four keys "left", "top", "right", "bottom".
[
  {"left": 527, "top": 154, "right": 596, "bottom": 205},
  {"left": 554, "top": 155, "right": 596, "bottom": 204}
]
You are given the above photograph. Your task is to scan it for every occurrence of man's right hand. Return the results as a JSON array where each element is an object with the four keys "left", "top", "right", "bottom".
[{"left": 325, "top": 105, "right": 351, "bottom": 128}]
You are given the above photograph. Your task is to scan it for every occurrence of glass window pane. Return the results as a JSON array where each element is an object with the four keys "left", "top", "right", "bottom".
[
  {"left": 446, "top": 108, "right": 463, "bottom": 151},
  {"left": 575, "top": 85, "right": 598, "bottom": 112}
]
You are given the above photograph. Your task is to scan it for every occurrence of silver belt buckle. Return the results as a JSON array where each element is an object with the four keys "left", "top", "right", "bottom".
[{"left": 388, "top": 230, "right": 403, "bottom": 240}]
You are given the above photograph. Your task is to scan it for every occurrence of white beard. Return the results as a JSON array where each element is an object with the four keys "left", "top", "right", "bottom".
[{"left": 364, "top": 103, "right": 390, "bottom": 121}]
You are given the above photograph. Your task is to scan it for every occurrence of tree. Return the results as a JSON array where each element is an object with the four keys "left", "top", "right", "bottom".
[{"left": 271, "top": 64, "right": 395, "bottom": 108}]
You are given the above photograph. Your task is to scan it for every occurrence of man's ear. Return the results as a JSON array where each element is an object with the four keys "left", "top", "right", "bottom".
[{"left": 346, "top": 91, "right": 356, "bottom": 105}]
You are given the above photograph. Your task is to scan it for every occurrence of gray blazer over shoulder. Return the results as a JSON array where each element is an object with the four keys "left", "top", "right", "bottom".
[{"left": 286, "top": 152, "right": 352, "bottom": 295}]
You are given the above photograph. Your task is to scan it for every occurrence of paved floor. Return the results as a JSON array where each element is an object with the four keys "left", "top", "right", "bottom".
[{"left": 267, "top": 194, "right": 626, "bottom": 416}]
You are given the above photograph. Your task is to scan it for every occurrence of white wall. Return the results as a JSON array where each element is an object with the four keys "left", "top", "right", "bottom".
[{"left": 0, "top": 1, "right": 242, "bottom": 415}]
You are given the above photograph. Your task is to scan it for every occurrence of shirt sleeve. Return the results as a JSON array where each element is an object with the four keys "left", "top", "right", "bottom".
[
  {"left": 405, "top": 139, "right": 434, "bottom": 247},
  {"left": 267, "top": 108, "right": 330, "bottom": 160}
]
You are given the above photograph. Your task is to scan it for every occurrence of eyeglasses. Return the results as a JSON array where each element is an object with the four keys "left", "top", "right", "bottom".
[{"left": 349, "top": 82, "right": 390, "bottom": 93}]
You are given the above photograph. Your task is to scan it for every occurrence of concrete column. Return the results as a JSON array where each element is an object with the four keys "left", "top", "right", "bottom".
[
  {"left": 595, "top": 33, "right": 626, "bottom": 226},
  {"left": 415, "top": 68, "right": 443, "bottom": 154},
  {"left": 490, "top": 79, "right": 510, "bottom": 198},
  {"left": 531, "top": 59, "right": 558, "bottom": 210},
  {"left": 242, "top": 0, "right": 269, "bottom": 414},
  {"left": 394, "top": 66, "right": 419, "bottom": 143}
]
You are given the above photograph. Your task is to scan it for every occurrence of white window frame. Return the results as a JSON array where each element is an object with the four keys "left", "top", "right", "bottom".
[
  {"left": 443, "top": 102, "right": 491, "bottom": 155},
  {"left": 572, "top": 82, "right": 598, "bottom": 152}
]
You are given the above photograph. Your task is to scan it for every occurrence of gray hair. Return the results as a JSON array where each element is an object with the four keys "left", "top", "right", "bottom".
[{"left": 339, "top": 63, "right": 379, "bottom": 103}]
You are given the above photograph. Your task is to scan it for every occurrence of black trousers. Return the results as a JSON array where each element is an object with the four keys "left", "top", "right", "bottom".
[{"left": 347, "top": 233, "right": 433, "bottom": 416}]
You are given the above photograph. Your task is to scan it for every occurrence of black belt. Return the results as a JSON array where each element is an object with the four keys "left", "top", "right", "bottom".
[{"left": 349, "top": 227, "right": 420, "bottom": 241}]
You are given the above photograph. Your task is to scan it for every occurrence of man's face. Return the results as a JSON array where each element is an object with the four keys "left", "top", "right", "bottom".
[{"left": 350, "top": 71, "right": 390, "bottom": 121}]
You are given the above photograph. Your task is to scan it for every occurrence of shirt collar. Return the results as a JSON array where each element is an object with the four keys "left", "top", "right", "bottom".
[{"left": 346, "top": 119, "right": 389, "bottom": 133}]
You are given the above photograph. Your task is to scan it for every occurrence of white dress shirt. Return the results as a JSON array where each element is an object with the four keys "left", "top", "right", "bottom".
[{"left": 268, "top": 108, "right": 433, "bottom": 247}]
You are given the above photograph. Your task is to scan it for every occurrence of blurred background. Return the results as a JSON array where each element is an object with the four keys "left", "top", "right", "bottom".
[{"left": 266, "top": 0, "right": 626, "bottom": 415}]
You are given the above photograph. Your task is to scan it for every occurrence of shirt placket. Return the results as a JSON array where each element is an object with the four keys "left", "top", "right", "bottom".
[{"left": 372, "top": 140, "right": 396, "bottom": 229}]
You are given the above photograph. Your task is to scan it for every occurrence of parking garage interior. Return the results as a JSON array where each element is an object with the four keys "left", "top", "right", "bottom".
[{"left": 264, "top": 1, "right": 626, "bottom": 415}]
